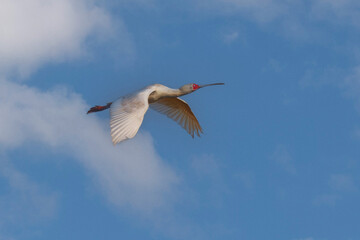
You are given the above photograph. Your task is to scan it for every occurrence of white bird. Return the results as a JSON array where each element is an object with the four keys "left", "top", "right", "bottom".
[{"left": 87, "top": 83, "right": 224, "bottom": 145}]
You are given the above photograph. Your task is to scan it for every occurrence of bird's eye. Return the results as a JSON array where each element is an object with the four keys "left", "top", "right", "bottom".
[{"left": 192, "top": 84, "right": 199, "bottom": 90}]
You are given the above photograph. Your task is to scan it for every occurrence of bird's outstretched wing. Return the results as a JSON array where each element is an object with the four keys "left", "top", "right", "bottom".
[
  {"left": 150, "top": 97, "right": 203, "bottom": 138},
  {"left": 110, "top": 88, "right": 154, "bottom": 144}
]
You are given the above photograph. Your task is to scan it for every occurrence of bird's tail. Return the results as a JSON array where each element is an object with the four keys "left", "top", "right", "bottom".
[{"left": 87, "top": 102, "right": 112, "bottom": 114}]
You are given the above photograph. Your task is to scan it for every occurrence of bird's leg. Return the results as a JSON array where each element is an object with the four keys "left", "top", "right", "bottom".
[{"left": 87, "top": 102, "right": 112, "bottom": 114}]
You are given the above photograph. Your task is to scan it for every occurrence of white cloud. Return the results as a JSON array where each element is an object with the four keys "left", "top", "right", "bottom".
[
  {"left": 313, "top": 173, "right": 356, "bottom": 207},
  {"left": 262, "top": 59, "right": 283, "bottom": 73},
  {"left": 342, "top": 66, "right": 360, "bottom": 111},
  {"left": 189, "top": 154, "right": 228, "bottom": 205},
  {"left": 234, "top": 171, "right": 255, "bottom": 189},
  {"left": 197, "top": 0, "right": 290, "bottom": 23},
  {"left": 202, "top": 0, "right": 360, "bottom": 25},
  {"left": 329, "top": 174, "right": 357, "bottom": 192},
  {"left": 0, "top": 0, "right": 143, "bottom": 236},
  {"left": 271, "top": 144, "right": 296, "bottom": 174},
  {"left": 0, "top": 0, "right": 174, "bottom": 232},
  {"left": 191, "top": 154, "right": 220, "bottom": 177},
  {"left": 313, "top": 194, "right": 341, "bottom": 206},
  {"left": 0, "top": 79, "right": 178, "bottom": 212},
  {"left": 194, "top": 0, "right": 360, "bottom": 41},
  {"left": 310, "top": 0, "right": 360, "bottom": 27},
  {"left": 222, "top": 31, "right": 239, "bottom": 44},
  {"left": 300, "top": 65, "right": 360, "bottom": 113},
  {"left": 0, "top": 162, "right": 57, "bottom": 236},
  {"left": 0, "top": 0, "right": 133, "bottom": 77}
]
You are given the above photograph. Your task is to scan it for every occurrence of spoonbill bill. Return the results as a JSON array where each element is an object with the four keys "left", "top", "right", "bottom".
[{"left": 87, "top": 83, "right": 224, "bottom": 144}]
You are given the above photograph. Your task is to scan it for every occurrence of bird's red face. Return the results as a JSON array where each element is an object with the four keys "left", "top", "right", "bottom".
[{"left": 192, "top": 84, "right": 200, "bottom": 90}]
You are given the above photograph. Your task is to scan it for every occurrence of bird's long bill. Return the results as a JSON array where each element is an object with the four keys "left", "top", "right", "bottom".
[{"left": 198, "top": 83, "right": 225, "bottom": 88}]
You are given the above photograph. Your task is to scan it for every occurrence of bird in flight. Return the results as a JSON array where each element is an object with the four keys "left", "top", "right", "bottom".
[{"left": 87, "top": 83, "right": 224, "bottom": 145}]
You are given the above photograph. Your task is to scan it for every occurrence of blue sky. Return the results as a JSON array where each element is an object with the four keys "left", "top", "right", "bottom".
[{"left": 0, "top": 1, "right": 359, "bottom": 240}]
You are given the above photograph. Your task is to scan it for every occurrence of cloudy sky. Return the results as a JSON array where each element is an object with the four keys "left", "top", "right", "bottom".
[{"left": 0, "top": 0, "right": 359, "bottom": 239}]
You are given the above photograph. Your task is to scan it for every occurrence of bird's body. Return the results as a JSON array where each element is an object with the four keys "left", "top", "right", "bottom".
[{"left": 87, "top": 83, "right": 224, "bottom": 145}]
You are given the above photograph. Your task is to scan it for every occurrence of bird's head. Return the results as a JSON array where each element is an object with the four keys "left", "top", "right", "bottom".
[{"left": 180, "top": 83, "right": 224, "bottom": 93}]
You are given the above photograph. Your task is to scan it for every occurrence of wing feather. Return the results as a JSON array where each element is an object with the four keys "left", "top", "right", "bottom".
[
  {"left": 150, "top": 97, "right": 203, "bottom": 138},
  {"left": 110, "top": 88, "right": 154, "bottom": 144}
]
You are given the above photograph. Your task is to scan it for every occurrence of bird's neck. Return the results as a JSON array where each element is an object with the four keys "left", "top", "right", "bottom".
[
  {"left": 165, "top": 88, "right": 186, "bottom": 97},
  {"left": 149, "top": 85, "right": 191, "bottom": 103},
  {"left": 149, "top": 87, "right": 185, "bottom": 103}
]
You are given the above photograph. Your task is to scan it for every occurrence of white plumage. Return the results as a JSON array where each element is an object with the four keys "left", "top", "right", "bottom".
[
  {"left": 109, "top": 87, "right": 154, "bottom": 144},
  {"left": 87, "top": 83, "right": 224, "bottom": 145}
]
